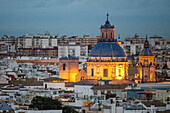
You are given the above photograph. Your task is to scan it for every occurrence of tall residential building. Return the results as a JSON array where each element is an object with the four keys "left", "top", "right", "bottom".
[
  {"left": 75, "top": 35, "right": 99, "bottom": 48},
  {"left": 58, "top": 43, "right": 88, "bottom": 59},
  {"left": 0, "top": 35, "right": 17, "bottom": 53},
  {"left": 18, "top": 34, "right": 58, "bottom": 48},
  {"left": 57, "top": 35, "right": 99, "bottom": 49},
  {"left": 149, "top": 35, "right": 163, "bottom": 47},
  {"left": 18, "top": 47, "right": 58, "bottom": 57},
  {"left": 122, "top": 34, "right": 145, "bottom": 56}
]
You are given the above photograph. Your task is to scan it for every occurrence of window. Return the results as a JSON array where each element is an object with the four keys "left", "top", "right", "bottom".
[
  {"left": 103, "top": 69, "right": 108, "bottom": 77},
  {"left": 118, "top": 69, "right": 121, "bottom": 76},
  {"left": 111, "top": 32, "right": 112, "bottom": 38},
  {"left": 91, "top": 69, "right": 94, "bottom": 76},
  {"left": 63, "top": 64, "right": 66, "bottom": 70},
  {"left": 97, "top": 66, "right": 100, "bottom": 74},
  {"left": 102, "top": 33, "right": 104, "bottom": 38},
  {"left": 106, "top": 33, "right": 107, "bottom": 38},
  {"left": 82, "top": 110, "right": 86, "bottom": 113},
  {"left": 101, "top": 90, "right": 104, "bottom": 95},
  {"left": 94, "top": 91, "right": 97, "bottom": 95}
]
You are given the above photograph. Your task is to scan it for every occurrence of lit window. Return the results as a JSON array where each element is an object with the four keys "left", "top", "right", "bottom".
[{"left": 103, "top": 69, "right": 108, "bottom": 77}]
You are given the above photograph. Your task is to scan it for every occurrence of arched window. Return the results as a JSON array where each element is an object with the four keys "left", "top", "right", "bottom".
[
  {"left": 91, "top": 69, "right": 94, "bottom": 76},
  {"left": 63, "top": 64, "right": 66, "bottom": 70},
  {"left": 80, "top": 77, "right": 84, "bottom": 81}
]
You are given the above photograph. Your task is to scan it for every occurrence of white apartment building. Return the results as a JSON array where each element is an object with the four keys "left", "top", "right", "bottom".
[
  {"left": 58, "top": 43, "right": 88, "bottom": 58},
  {"left": 18, "top": 34, "right": 58, "bottom": 48},
  {"left": 25, "top": 38, "right": 33, "bottom": 48},
  {"left": 122, "top": 41, "right": 143, "bottom": 56},
  {"left": 50, "top": 37, "right": 58, "bottom": 47},
  {"left": 149, "top": 35, "right": 163, "bottom": 47},
  {"left": 74, "top": 85, "right": 94, "bottom": 98}
]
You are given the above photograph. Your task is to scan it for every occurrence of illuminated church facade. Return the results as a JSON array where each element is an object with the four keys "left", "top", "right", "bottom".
[
  {"left": 137, "top": 38, "right": 156, "bottom": 82},
  {"left": 86, "top": 14, "right": 129, "bottom": 80}
]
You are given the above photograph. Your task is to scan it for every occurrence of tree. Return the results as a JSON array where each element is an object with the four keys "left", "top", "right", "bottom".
[
  {"left": 105, "top": 93, "right": 116, "bottom": 100},
  {"left": 29, "top": 96, "right": 62, "bottom": 110},
  {"left": 30, "top": 96, "right": 78, "bottom": 113},
  {"left": 62, "top": 106, "right": 78, "bottom": 113}
]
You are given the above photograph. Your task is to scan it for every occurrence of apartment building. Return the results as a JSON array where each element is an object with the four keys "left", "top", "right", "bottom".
[{"left": 58, "top": 43, "right": 88, "bottom": 58}]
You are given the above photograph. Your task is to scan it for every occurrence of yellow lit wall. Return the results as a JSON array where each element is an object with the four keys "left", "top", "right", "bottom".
[
  {"left": 86, "top": 60, "right": 128, "bottom": 80},
  {"left": 138, "top": 55, "right": 156, "bottom": 82},
  {"left": 100, "top": 28, "right": 115, "bottom": 40},
  {"left": 59, "top": 58, "right": 79, "bottom": 82}
]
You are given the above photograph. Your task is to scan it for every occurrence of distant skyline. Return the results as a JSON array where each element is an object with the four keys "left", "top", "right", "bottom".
[{"left": 0, "top": 0, "right": 170, "bottom": 40}]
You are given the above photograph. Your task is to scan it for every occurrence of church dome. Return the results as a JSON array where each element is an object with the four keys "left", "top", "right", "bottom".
[
  {"left": 139, "top": 37, "right": 154, "bottom": 56},
  {"left": 139, "top": 48, "right": 154, "bottom": 56},
  {"left": 89, "top": 42, "right": 126, "bottom": 57}
]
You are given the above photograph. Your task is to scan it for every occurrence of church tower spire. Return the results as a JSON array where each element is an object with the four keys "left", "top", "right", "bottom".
[
  {"left": 144, "top": 34, "right": 149, "bottom": 48},
  {"left": 100, "top": 13, "right": 115, "bottom": 42}
]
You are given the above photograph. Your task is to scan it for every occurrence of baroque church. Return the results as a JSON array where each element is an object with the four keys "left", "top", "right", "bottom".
[
  {"left": 137, "top": 37, "right": 156, "bottom": 82},
  {"left": 86, "top": 14, "right": 129, "bottom": 80},
  {"left": 59, "top": 14, "right": 155, "bottom": 83}
]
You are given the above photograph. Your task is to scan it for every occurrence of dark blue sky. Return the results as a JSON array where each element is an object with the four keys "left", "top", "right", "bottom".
[{"left": 0, "top": 0, "right": 170, "bottom": 40}]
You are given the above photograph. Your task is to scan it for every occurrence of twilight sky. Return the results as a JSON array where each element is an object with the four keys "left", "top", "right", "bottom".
[{"left": 0, "top": 0, "right": 170, "bottom": 40}]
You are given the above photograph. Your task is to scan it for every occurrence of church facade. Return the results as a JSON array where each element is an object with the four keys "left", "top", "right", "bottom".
[
  {"left": 86, "top": 14, "right": 128, "bottom": 80},
  {"left": 137, "top": 38, "right": 156, "bottom": 82}
]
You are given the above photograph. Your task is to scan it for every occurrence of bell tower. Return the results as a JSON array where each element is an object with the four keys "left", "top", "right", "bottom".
[
  {"left": 137, "top": 36, "right": 156, "bottom": 82},
  {"left": 100, "top": 13, "right": 115, "bottom": 42}
]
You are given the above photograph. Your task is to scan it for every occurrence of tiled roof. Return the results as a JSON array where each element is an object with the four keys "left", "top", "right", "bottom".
[
  {"left": 91, "top": 84, "right": 128, "bottom": 90},
  {"left": 66, "top": 79, "right": 98, "bottom": 87},
  {"left": 142, "top": 101, "right": 166, "bottom": 107},
  {"left": 0, "top": 101, "right": 13, "bottom": 111},
  {"left": 139, "top": 48, "right": 154, "bottom": 56},
  {"left": 89, "top": 42, "right": 126, "bottom": 57},
  {"left": 43, "top": 77, "right": 66, "bottom": 81}
]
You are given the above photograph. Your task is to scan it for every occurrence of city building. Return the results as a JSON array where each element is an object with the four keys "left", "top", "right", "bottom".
[
  {"left": 0, "top": 35, "right": 18, "bottom": 57},
  {"left": 86, "top": 14, "right": 128, "bottom": 80},
  {"left": 75, "top": 35, "right": 99, "bottom": 48},
  {"left": 58, "top": 43, "right": 88, "bottom": 59},
  {"left": 137, "top": 38, "right": 156, "bottom": 82},
  {"left": 17, "top": 33, "right": 58, "bottom": 48},
  {"left": 121, "top": 34, "right": 145, "bottom": 56},
  {"left": 16, "top": 57, "right": 59, "bottom": 66},
  {"left": 18, "top": 46, "right": 58, "bottom": 57},
  {"left": 149, "top": 35, "right": 163, "bottom": 47},
  {"left": 122, "top": 41, "right": 143, "bottom": 56},
  {"left": 59, "top": 56, "right": 79, "bottom": 82}
]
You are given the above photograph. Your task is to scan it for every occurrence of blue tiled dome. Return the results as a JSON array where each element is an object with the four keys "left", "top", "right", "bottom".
[
  {"left": 89, "top": 42, "right": 126, "bottom": 57},
  {"left": 139, "top": 48, "right": 154, "bottom": 56}
]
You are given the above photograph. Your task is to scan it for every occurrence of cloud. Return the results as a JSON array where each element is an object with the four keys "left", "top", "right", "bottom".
[{"left": 0, "top": 0, "right": 169, "bottom": 39}]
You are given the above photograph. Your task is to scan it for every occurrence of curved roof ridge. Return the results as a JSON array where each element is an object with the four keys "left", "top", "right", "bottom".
[{"left": 89, "top": 42, "right": 126, "bottom": 57}]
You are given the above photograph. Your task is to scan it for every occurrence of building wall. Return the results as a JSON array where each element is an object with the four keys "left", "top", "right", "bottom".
[
  {"left": 16, "top": 59, "right": 59, "bottom": 66},
  {"left": 18, "top": 47, "right": 58, "bottom": 57},
  {"left": 59, "top": 58, "right": 79, "bottom": 82},
  {"left": 138, "top": 56, "right": 156, "bottom": 82},
  {"left": 74, "top": 85, "right": 93, "bottom": 98},
  {"left": 122, "top": 42, "right": 143, "bottom": 56},
  {"left": 100, "top": 28, "right": 115, "bottom": 40},
  {"left": 58, "top": 45, "right": 88, "bottom": 58},
  {"left": 43, "top": 82, "right": 65, "bottom": 89},
  {"left": 86, "top": 61, "right": 128, "bottom": 80},
  {"left": 25, "top": 38, "right": 32, "bottom": 48},
  {"left": 50, "top": 38, "right": 58, "bottom": 47},
  {"left": 156, "top": 90, "right": 170, "bottom": 103}
]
